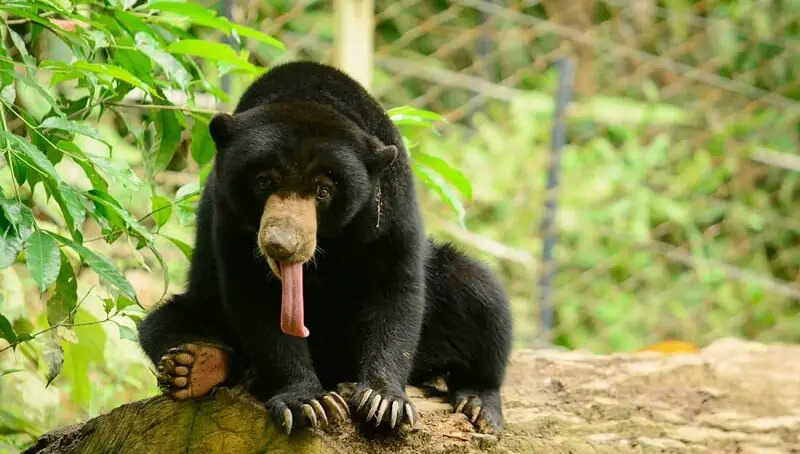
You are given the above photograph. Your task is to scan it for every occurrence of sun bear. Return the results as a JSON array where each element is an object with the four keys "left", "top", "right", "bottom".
[{"left": 137, "top": 61, "right": 513, "bottom": 435}]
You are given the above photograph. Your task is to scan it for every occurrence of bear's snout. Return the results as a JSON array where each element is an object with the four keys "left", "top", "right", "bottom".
[
  {"left": 258, "top": 194, "right": 318, "bottom": 276},
  {"left": 261, "top": 225, "right": 301, "bottom": 261}
]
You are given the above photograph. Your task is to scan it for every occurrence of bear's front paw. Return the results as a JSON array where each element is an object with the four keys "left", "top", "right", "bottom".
[
  {"left": 157, "top": 343, "right": 229, "bottom": 400},
  {"left": 266, "top": 385, "right": 350, "bottom": 435},
  {"left": 351, "top": 382, "right": 417, "bottom": 431}
]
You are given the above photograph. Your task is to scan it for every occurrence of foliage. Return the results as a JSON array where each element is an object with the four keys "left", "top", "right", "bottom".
[
  {"left": 0, "top": 2, "right": 468, "bottom": 450},
  {"left": 416, "top": 91, "right": 799, "bottom": 353}
]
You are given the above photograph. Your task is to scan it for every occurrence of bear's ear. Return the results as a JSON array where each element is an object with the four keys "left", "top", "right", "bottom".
[
  {"left": 364, "top": 143, "right": 398, "bottom": 174},
  {"left": 209, "top": 113, "right": 236, "bottom": 148}
]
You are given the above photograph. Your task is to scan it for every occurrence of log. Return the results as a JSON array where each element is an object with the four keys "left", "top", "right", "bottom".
[{"left": 24, "top": 338, "right": 800, "bottom": 453}]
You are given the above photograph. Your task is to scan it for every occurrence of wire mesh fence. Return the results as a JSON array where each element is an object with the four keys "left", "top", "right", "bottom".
[{"left": 237, "top": 0, "right": 799, "bottom": 352}]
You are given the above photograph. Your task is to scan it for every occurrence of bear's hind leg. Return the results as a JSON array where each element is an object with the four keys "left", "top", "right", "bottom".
[
  {"left": 447, "top": 371, "right": 505, "bottom": 434},
  {"left": 418, "top": 241, "right": 513, "bottom": 434}
]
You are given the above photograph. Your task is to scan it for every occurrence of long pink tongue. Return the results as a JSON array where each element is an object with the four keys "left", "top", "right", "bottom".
[{"left": 280, "top": 262, "right": 309, "bottom": 337}]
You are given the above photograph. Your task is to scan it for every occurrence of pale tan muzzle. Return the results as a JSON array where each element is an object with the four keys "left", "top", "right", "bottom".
[{"left": 258, "top": 195, "right": 318, "bottom": 279}]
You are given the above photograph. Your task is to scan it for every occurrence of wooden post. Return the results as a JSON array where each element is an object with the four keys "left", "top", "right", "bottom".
[{"left": 333, "top": 0, "right": 374, "bottom": 92}]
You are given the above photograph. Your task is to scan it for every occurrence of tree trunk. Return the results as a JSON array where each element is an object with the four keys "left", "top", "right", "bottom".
[{"left": 24, "top": 338, "right": 800, "bottom": 453}]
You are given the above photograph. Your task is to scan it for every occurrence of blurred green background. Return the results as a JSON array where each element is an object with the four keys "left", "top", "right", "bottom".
[{"left": 0, "top": 0, "right": 798, "bottom": 451}]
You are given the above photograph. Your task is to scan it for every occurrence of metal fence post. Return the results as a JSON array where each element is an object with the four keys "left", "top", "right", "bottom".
[{"left": 537, "top": 57, "right": 574, "bottom": 346}]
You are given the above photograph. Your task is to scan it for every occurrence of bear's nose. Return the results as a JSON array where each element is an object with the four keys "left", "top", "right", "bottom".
[{"left": 263, "top": 226, "right": 300, "bottom": 260}]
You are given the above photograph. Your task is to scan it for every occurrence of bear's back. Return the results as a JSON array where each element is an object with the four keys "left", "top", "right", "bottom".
[{"left": 233, "top": 61, "right": 400, "bottom": 150}]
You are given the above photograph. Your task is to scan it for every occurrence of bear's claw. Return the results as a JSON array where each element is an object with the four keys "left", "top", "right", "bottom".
[
  {"left": 268, "top": 390, "right": 349, "bottom": 435},
  {"left": 451, "top": 390, "right": 504, "bottom": 434},
  {"left": 353, "top": 385, "right": 416, "bottom": 430}
]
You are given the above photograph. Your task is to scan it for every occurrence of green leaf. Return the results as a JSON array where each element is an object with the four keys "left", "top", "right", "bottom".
[
  {"left": 150, "top": 195, "right": 172, "bottom": 228},
  {"left": 7, "top": 152, "right": 28, "bottom": 187},
  {"left": 57, "top": 326, "right": 78, "bottom": 344},
  {"left": 144, "top": 236, "right": 169, "bottom": 307},
  {"left": 146, "top": 2, "right": 232, "bottom": 33},
  {"left": 125, "top": 313, "right": 144, "bottom": 325},
  {"left": 47, "top": 251, "right": 78, "bottom": 326},
  {"left": 86, "top": 189, "right": 125, "bottom": 234},
  {"left": 0, "top": 196, "right": 35, "bottom": 240},
  {"left": 175, "top": 182, "right": 201, "bottom": 225},
  {"left": 61, "top": 310, "right": 106, "bottom": 409},
  {"left": 198, "top": 159, "right": 214, "bottom": 185},
  {"left": 0, "top": 7, "right": 69, "bottom": 38},
  {"left": 25, "top": 231, "right": 60, "bottom": 293},
  {"left": 149, "top": 109, "right": 182, "bottom": 174},
  {"left": 42, "top": 335, "right": 64, "bottom": 388},
  {"left": 0, "top": 406, "right": 43, "bottom": 437},
  {"left": 387, "top": 106, "right": 447, "bottom": 123},
  {"left": 0, "top": 368, "right": 24, "bottom": 378},
  {"left": 163, "top": 235, "right": 193, "bottom": 260},
  {"left": 47, "top": 181, "right": 88, "bottom": 239},
  {"left": 7, "top": 29, "right": 35, "bottom": 71},
  {"left": 57, "top": 141, "right": 108, "bottom": 191},
  {"left": 86, "top": 191, "right": 153, "bottom": 245},
  {"left": 393, "top": 116, "right": 443, "bottom": 132},
  {"left": 411, "top": 150, "right": 473, "bottom": 200},
  {"left": 166, "top": 40, "right": 258, "bottom": 73},
  {"left": 0, "top": 314, "right": 16, "bottom": 342},
  {"left": 116, "top": 295, "right": 137, "bottom": 312},
  {"left": 1, "top": 83, "right": 16, "bottom": 105},
  {"left": 175, "top": 182, "right": 201, "bottom": 201},
  {"left": 114, "top": 47, "right": 157, "bottom": 89},
  {"left": 109, "top": 0, "right": 137, "bottom": 10},
  {"left": 102, "top": 298, "right": 114, "bottom": 315},
  {"left": 12, "top": 319, "right": 34, "bottom": 337},
  {"left": 0, "top": 69, "right": 64, "bottom": 117},
  {"left": 0, "top": 46, "right": 14, "bottom": 89},
  {"left": 191, "top": 116, "right": 215, "bottom": 167},
  {"left": 39, "top": 117, "right": 106, "bottom": 144},
  {"left": 413, "top": 162, "right": 467, "bottom": 227},
  {"left": 47, "top": 232, "right": 138, "bottom": 303},
  {"left": 0, "top": 225, "right": 24, "bottom": 270},
  {"left": 112, "top": 10, "right": 162, "bottom": 46},
  {"left": 389, "top": 106, "right": 447, "bottom": 137},
  {"left": 230, "top": 23, "right": 285, "bottom": 50},
  {"left": 113, "top": 321, "right": 137, "bottom": 342},
  {"left": 84, "top": 151, "right": 142, "bottom": 192},
  {"left": 2, "top": 132, "right": 60, "bottom": 181},
  {"left": 68, "top": 62, "right": 155, "bottom": 95},
  {"left": 134, "top": 32, "right": 191, "bottom": 91},
  {"left": 60, "top": 339, "right": 90, "bottom": 408}
]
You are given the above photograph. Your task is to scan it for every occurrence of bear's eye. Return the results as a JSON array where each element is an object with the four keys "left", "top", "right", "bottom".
[{"left": 316, "top": 184, "right": 332, "bottom": 201}]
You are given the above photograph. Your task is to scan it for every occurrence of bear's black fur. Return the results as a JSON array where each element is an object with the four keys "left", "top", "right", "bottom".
[{"left": 138, "top": 61, "right": 513, "bottom": 434}]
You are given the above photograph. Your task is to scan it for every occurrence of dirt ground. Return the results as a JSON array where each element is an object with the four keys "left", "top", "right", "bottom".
[
  {"left": 488, "top": 338, "right": 800, "bottom": 453},
  {"left": 26, "top": 337, "right": 800, "bottom": 454}
]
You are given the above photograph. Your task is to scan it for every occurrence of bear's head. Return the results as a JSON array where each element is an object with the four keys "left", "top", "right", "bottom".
[{"left": 208, "top": 101, "right": 398, "bottom": 280}]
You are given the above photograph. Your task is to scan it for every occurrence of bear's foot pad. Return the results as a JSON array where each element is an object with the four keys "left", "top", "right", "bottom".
[{"left": 157, "top": 343, "right": 228, "bottom": 400}]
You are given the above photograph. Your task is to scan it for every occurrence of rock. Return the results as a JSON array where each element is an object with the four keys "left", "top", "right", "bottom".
[{"left": 24, "top": 338, "right": 800, "bottom": 453}]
